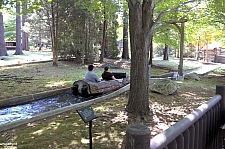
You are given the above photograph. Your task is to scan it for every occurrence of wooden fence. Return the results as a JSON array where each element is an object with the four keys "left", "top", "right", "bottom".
[{"left": 126, "top": 85, "right": 225, "bottom": 149}]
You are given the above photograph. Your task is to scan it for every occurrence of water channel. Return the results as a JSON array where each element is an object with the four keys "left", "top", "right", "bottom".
[{"left": 0, "top": 90, "right": 92, "bottom": 126}]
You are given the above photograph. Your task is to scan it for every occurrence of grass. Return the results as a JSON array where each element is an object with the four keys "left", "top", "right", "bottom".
[
  {"left": 152, "top": 57, "right": 201, "bottom": 71},
  {"left": 0, "top": 54, "right": 225, "bottom": 148},
  {"left": 0, "top": 60, "right": 168, "bottom": 100}
]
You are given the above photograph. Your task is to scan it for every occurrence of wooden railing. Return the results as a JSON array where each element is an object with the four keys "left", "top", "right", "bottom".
[{"left": 126, "top": 85, "right": 225, "bottom": 149}]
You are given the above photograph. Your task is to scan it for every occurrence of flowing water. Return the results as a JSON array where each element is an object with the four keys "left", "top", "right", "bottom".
[{"left": 0, "top": 90, "right": 90, "bottom": 125}]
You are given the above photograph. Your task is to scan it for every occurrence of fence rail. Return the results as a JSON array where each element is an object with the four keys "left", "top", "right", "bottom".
[
  {"left": 126, "top": 85, "right": 225, "bottom": 149},
  {"left": 150, "top": 94, "right": 222, "bottom": 149}
]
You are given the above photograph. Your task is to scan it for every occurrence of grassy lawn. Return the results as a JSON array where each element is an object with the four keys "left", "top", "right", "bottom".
[
  {"left": 0, "top": 59, "right": 169, "bottom": 100},
  {"left": 0, "top": 56, "right": 225, "bottom": 148}
]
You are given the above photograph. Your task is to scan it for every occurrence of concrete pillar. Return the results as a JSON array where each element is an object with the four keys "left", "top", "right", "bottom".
[{"left": 126, "top": 124, "right": 150, "bottom": 149}]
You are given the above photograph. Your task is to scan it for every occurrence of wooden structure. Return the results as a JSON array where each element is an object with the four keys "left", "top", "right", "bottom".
[
  {"left": 215, "top": 48, "right": 225, "bottom": 64},
  {"left": 201, "top": 48, "right": 217, "bottom": 62},
  {"left": 198, "top": 43, "right": 225, "bottom": 64},
  {"left": 5, "top": 41, "right": 16, "bottom": 50}
]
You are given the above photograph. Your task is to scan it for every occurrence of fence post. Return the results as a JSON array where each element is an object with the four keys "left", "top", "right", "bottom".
[
  {"left": 216, "top": 85, "right": 225, "bottom": 124},
  {"left": 126, "top": 124, "right": 150, "bottom": 149}
]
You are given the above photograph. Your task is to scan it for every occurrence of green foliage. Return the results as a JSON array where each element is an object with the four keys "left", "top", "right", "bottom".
[
  {"left": 205, "top": 0, "right": 225, "bottom": 46},
  {"left": 106, "top": 14, "right": 119, "bottom": 59},
  {"left": 152, "top": 0, "right": 225, "bottom": 53},
  {"left": 3, "top": 14, "right": 16, "bottom": 41},
  {"left": 153, "top": 23, "right": 180, "bottom": 49},
  {"left": 55, "top": 1, "right": 102, "bottom": 63},
  {"left": 76, "top": 0, "right": 121, "bottom": 22},
  {"left": 152, "top": 0, "right": 200, "bottom": 52}
]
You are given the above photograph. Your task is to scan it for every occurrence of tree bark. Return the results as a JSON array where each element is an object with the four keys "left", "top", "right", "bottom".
[
  {"left": 179, "top": 22, "right": 184, "bottom": 76},
  {"left": 126, "top": 0, "right": 194, "bottom": 119},
  {"left": 51, "top": 0, "right": 59, "bottom": 66},
  {"left": 22, "top": 2, "right": 28, "bottom": 51},
  {"left": 149, "top": 35, "right": 153, "bottom": 65},
  {"left": 14, "top": 1, "right": 23, "bottom": 55},
  {"left": 0, "top": 12, "right": 8, "bottom": 56},
  {"left": 126, "top": 1, "right": 152, "bottom": 116},
  {"left": 122, "top": 10, "right": 129, "bottom": 59},
  {"left": 100, "top": 12, "right": 106, "bottom": 62},
  {"left": 163, "top": 44, "right": 169, "bottom": 60},
  {"left": 82, "top": 17, "right": 85, "bottom": 64}
]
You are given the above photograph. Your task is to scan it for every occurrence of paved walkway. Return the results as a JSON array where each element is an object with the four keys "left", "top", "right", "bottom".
[
  {"left": 0, "top": 51, "right": 52, "bottom": 67},
  {"left": 192, "top": 62, "right": 222, "bottom": 76},
  {"left": 153, "top": 57, "right": 224, "bottom": 76}
]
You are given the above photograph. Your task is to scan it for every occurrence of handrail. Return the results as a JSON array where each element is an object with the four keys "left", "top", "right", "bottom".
[{"left": 150, "top": 94, "right": 222, "bottom": 149}]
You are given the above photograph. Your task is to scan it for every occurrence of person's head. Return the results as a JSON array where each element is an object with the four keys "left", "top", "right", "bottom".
[
  {"left": 88, "top": 65, "right": 94, "bottom": 71},
  {"left": 104, "top": 66, "right": 109, "bottom": 71}
]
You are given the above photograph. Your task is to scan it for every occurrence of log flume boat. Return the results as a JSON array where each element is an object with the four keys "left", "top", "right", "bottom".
[{"left": 71, "top": 72, "right": 130, "bottom": 97}]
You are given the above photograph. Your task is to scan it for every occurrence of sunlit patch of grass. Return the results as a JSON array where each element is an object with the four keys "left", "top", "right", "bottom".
[
  {"left": 152, "top": 58, "right": 199, "bottom": 71},
  {"left": 94, "top": 106, "right": 108, "bottom": 111},
  {"left": 45, "top": 81, "right": 69, "bottom": 87}
]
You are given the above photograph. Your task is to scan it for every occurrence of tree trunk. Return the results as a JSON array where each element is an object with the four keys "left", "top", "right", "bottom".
[
  {"left": 175, "top": 47, "right": 177, "bottom": 57},
  {"left": 51, "top": 0, "right": 59, "bottom": 66},
  {"left": 163, "top": 44, "right": 169, "bottom": 60},
  {"left": 197, "top": 36, "right": 200, "bottom": 60},
  {"left": 149, "top": 35, "right": 153, "bottom": 65},
  {"left": 100, "top": 14, "right": 106, "bottom": 62},
  {"left": 14, "top": 1, "right": 23, "bottom": 55},
  {"left": 22, "top": 2, "right": 28, "bottom": 51},
  {"left": 122, "top": 10, "right": 129, "bottom": 59},
  {"left": 178, "top": 22, "right": 184, "bottom": 76},
  {"left": 82, "top": 17, "right": 85, "bottom": 64},
  {"left": 0, "top": 12, "right": 8, "bottom": 56},
  {"left": 126, "top": 1, "right": 151, "bottom": 116}
]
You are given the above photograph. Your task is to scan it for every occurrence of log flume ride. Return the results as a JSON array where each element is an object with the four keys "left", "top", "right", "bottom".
[
  {"left": 0, "top": 72, "right": 130, "bottom": 131},
  {"left": 71, "top": 72, "right": 130, "bottom": 97}
]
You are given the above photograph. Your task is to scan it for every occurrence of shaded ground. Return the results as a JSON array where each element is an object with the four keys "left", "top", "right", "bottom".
[{"left": 0, "top": 52, "right": 225, "bottom": 148}]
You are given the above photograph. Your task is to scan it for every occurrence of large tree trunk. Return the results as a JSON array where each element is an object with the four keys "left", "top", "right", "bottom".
[
  {"left": 14, "top": 1, "right": 23, "bottom": 55},
  {"left": 0, "top": 12, "right": 8, "bottom": 56},
  {"left": 122, "top": 10, "right": 129, "bottom": 59},
  {"left": 126, "top": 1, "right": 152, "bottom": 116}
]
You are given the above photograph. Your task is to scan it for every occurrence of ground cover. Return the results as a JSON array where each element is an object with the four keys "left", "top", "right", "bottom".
[{"left": 0, "top": 56, "right": 225, "bottom": 148}]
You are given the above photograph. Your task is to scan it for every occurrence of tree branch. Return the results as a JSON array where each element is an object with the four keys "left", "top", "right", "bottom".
[{"left": 153, "top": 0, "right": 197, "bottom": 27}]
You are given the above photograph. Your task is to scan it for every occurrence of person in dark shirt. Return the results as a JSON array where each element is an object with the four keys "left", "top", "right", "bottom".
[{"left": 102, "top": 66, "right": 116, "bottom": 80}]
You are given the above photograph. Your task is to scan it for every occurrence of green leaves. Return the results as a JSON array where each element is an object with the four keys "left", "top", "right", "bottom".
[{"left": 76, "top": 0, "right": 121, "bottom": 22}]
